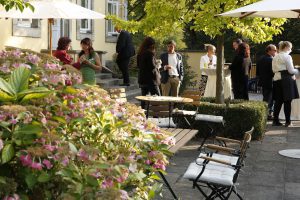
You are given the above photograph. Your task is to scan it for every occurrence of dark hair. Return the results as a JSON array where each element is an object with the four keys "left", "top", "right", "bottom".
[
  {"left": 167, "top": 40, "right": 176, "bottom": 46},
  {"left": 137, "top": 37, "right": 156, "bottom": 55},
  {"left": 79, "top": 38, "right": 94, "bottom": 59},
  {"left": 237, "top": 42, "right": 250, "bottom": 58},
  {"left": 265, "top": 44, "right": 276, "bottom": 53},
  {"left": 57, "top": 37, "right": 71, "bottom": 50},
  {"left": 234, "top": 38, "right": 243, "bottom": 45}
]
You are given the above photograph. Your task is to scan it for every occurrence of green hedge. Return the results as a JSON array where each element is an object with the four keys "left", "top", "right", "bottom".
[{"left": 174, "top": 98, "right": 268, "bottom": 140}]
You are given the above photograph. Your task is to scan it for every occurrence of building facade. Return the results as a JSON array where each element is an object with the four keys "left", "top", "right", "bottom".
[{"left": 0, "top": 0, "right": 128, "bottom": 63}]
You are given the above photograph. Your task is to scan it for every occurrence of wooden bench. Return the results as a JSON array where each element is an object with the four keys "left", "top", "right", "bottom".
[{"left": 161, "top": 128, "right": 198, "bottom": 153}]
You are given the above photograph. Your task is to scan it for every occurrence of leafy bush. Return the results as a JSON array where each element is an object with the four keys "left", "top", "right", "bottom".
[
  {"left": 0, "top": 48, "right": 174, "bottom": 199},
  {"left": 174, "top": 97, "right": 268, "bottom": 140}
]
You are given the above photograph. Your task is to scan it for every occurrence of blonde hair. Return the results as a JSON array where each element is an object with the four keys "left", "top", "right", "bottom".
[
  {"left": 278, "top": 41, "right": 292, "bottom": 51},
  {"left": 205, "top": 44, "right": 216, "bottom": 52}
]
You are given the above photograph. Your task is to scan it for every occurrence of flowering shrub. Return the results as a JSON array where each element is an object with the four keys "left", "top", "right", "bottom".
[{"left": 0, "top": 48, "right": 173, "bottom": 199}]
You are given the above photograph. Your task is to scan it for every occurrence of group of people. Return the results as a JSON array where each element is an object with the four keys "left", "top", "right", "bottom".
[
  {"left": 136, "top": 37, "right": 184, "bottom": 108},
  {"left": 54, "top": 37, "right": 102, "bottom": 85},
  {"left": 199, "top": 39, "right": 251, "bottom": 100},
  {"left": 257, "top": 41, "right": 299, "bottom": 127}
]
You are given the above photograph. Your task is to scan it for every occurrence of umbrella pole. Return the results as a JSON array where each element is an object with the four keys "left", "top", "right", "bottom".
[{"left": 48, "top": 19, "right": 54, "bottom": 56}]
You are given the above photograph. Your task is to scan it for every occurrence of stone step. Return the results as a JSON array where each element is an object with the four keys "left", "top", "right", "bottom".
[
  {"left": 126, "top": 88, "right": 141, "bottom": 101},
  {"left": 96, "top": 78, "right": 122, "bottom": 88},
  {"left": 95, "top": 73, "right": 113, "bottom": 80}
]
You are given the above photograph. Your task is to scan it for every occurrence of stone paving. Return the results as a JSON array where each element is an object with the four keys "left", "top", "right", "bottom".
[{"left": 157, "top": 121, "right": 300, "bottom": 200}]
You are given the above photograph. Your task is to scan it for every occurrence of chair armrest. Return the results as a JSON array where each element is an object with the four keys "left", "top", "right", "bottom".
[
  {"left": 215, "top": 136, "right": 242, "bottom": 144},
  {"left": 204, "top": 144, "right": 236, "bottom": 153},
  {"left": 200, "top": 156, "right": 231, "bottom": 166}
]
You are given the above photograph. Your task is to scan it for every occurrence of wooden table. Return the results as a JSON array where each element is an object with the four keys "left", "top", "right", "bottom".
[{"left": 135, "top": 96, "right": 193, "bottom": 127}]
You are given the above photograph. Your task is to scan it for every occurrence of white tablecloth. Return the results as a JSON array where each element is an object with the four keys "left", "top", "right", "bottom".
[
  {"left": 202, "top": 68, "right": 232, "bottom": 99},
  {"left": 279, "top": 78, "right": 300, "bottom": 120}
]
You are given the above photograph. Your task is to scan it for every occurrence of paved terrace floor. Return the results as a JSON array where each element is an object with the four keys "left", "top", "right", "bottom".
[{"left": 157, "top": 121, "right": 300, "bottom": 200}]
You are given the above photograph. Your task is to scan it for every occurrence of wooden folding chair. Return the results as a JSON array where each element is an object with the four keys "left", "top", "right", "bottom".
[{"left": 183, "top": 128, "right": 253, "bottom": 200}]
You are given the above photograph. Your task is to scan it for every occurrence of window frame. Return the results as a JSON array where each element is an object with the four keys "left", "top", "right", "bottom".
[{"left": 80, "top": 0, "right": 92, "bottom": 33}]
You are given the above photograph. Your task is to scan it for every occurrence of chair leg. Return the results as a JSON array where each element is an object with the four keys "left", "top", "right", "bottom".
[
  {"left": 158, "top": 171, "right": 178, "bottom": 200},
  {"left": 233, "top": 187, "right": 244, "bottom": 200}
]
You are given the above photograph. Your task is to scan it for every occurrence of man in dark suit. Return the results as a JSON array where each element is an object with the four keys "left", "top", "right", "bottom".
[
  {"left": 257, "top": 44, "right": 277, "bottom": 119},
  {"left": 160, "top": 40, "right": 184, "bottom": 96},
  {"left": 116, "top": 27, "right": 135, "bottom": 86}
]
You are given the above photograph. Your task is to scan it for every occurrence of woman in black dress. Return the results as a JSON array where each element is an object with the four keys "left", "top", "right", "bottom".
[
  {"left": 137, "top": 37, "right": 161, "bottom": 108},
  {"left": 229, "top": 42, "right": 251, "bottom": 100}
]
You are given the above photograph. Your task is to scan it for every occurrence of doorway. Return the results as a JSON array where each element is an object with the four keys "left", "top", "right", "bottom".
[{"left": 52, "top": 19, "right": 71, "bottom": 50}]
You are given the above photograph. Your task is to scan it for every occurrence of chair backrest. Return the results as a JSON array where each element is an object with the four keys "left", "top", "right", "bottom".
[
  {"left": 181, "top": 90, "right": 201, "bottom": 106},
  {"left": 108, "top": 88, "right": 127, "bottom": 103},
  {"left": 233, "top": 127, "right": 253, "bottom": 183}
]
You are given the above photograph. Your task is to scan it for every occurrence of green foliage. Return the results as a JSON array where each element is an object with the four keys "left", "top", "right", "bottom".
[
  {"left": 0, "top": 67, "right": 51, "bottom": 103},
  {"left": 111, "top": 0, "right": 286, "bottom": 44},
  {"left": 0, "top": 0, "right": 34, "bottom": 12},
  {"left": 179, "top": 53, "right": 197, "bottom": 94},
  {"left": 174, "top": 98, "right": 268, "bottom": 140}
]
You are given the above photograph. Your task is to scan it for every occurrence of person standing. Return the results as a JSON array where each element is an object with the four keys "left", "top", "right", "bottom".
[
  {"left": 115, "top": 27, "right": 135, "bottom": 86},
  {"left": 232, "top": 38, "right": 243, "bottom": 52},
  {"left": 230, "top": 42, "right": 251, "bottom": 100},
  {"left": 272, "top": 41, "right": 299, "bottom": 127},
  {"left": 160, "top": 40, "right": 184, "bottom": 97},
  {"left": 79, "top": 38, "right": 102, "bottom": 85},
  {"left": 200, "top": 44, "right": 217, "bottom": 69},
  {"left": 137, "top": 37, "right": 161, "bottom": 109},
  {"left": 257, "top": 44, "right": 277, "bottom": 119}
]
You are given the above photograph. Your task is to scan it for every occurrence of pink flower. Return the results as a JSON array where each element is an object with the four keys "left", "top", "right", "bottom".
[
  {"left": 145, "top": 160, "right": 151, "bottom": 165},
  {"left": 61, "top": 156, "right": 69, "bottom": 166},
  {"left": 44, "top": 144, "right": 56, "bottom": 152},
  {"left": 26, "top": 54, "right": 40, "bottom": 64},
  {"left": 77, "top": 149, "right": 89, "bottom": 161},
  {"left": 41, "top": 117, "right": 47, "bottom": 125},
  {"left": 11, "top": 49, "right": 22, "bottom": 58},
  {"left": 42, "top": 159, "right": 53, "bottom": 169},
  {"left": 31, "top": 162, "right": 43, "bottom": 170},
  {"left": 2, "top": 194, "right": 20, "bottom": 200},
  {"left": 10, "top": 117, "right": 18, "bottom": 125},
  {"left": 20, "top": 154, "right": 32, "bottom": 166},
  {"left": 148, "top": 151, "right": 157, "bottom": 157},
  {"left": 120, "top": 190, "right": 129, "bottom": 200},
  {"left": 91, "top": 171, "right": 101, "bottom": 178},
  {"left": 101, "top": 179, "right": 113, "bottom": 189},
  {"left": 0, "top": 139, "right": 3, "bottom": 151},
  {"left": 153, "top": 160, "right": 166, "bottom": 171}
]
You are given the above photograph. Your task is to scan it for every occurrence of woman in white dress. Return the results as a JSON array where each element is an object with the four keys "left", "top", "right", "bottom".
[
  {"left": 199, "top": 44, "right": 217, "bottom": 95},
  {"left": 272, "top": 41, "right": 299, "bottom": 127}
]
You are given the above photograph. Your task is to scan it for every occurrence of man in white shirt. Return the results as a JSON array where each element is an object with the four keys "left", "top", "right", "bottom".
[{"left": 160, "top": 40, "right": 184, "bottom": 96}]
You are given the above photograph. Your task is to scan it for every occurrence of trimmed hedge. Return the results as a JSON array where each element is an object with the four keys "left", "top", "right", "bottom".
[{"left": 174, "top": 97, "right": 268, "bottom": 140}]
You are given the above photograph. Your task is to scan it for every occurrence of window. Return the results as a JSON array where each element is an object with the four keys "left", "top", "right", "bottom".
[
  {"left": 107, "top": 0, "right": 119, "bottom": 36},
  {"left": 106, "top": 0, "right": 128, "bottom": 41},
  {"left": 80, "top": 0, "right": 92, "bottom": 33},
  {"left": 16, "top": 19, "right": 39, "bottom": 28},
  {"left": 13, "top": 19, "right": 41, "bottom": 37}
]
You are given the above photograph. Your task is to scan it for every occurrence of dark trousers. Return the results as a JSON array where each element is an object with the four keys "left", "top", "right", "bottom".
[
  {"left": 232, "top": 76, "right": 249, "bottom": 100},
  {"left": 140, "top": 85, "right": 161, "bottom": 109},
  {"left": 262, "top": 87, "right": 273, "bottom": 114},
  {"left": 117, "top": 58, "right": 130, "bottom": 84},
  {"left": 273, "top": 99, "right": 292, "bottom": 123}
]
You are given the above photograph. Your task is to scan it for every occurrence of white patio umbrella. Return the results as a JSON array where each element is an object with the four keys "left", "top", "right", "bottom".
[
  {"left": 219, "top": 0, "right": 300, "bottom": 18},
  {"left": 0, "top": 0, "right": 105, "bottom": 54}
]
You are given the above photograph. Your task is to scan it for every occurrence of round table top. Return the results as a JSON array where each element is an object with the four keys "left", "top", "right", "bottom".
[{"left": 135, "top": 96, "right": 193, "bottom": 103}]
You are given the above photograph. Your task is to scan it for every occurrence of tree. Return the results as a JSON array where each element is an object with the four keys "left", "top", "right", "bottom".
[
  {"left": 110, "top": 0, "right": 286, "bottom": 103},
  {"left": 0, "top": 0, "right": 33, "bottom": 11}
]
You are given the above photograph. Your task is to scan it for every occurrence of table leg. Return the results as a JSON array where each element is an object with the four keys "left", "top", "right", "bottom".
[
  {"left": 146, "top": 102, "right": 150, "bottom": 119},
  {"left": 168, "top": 102, "right": 171, "bottom": 127}
]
